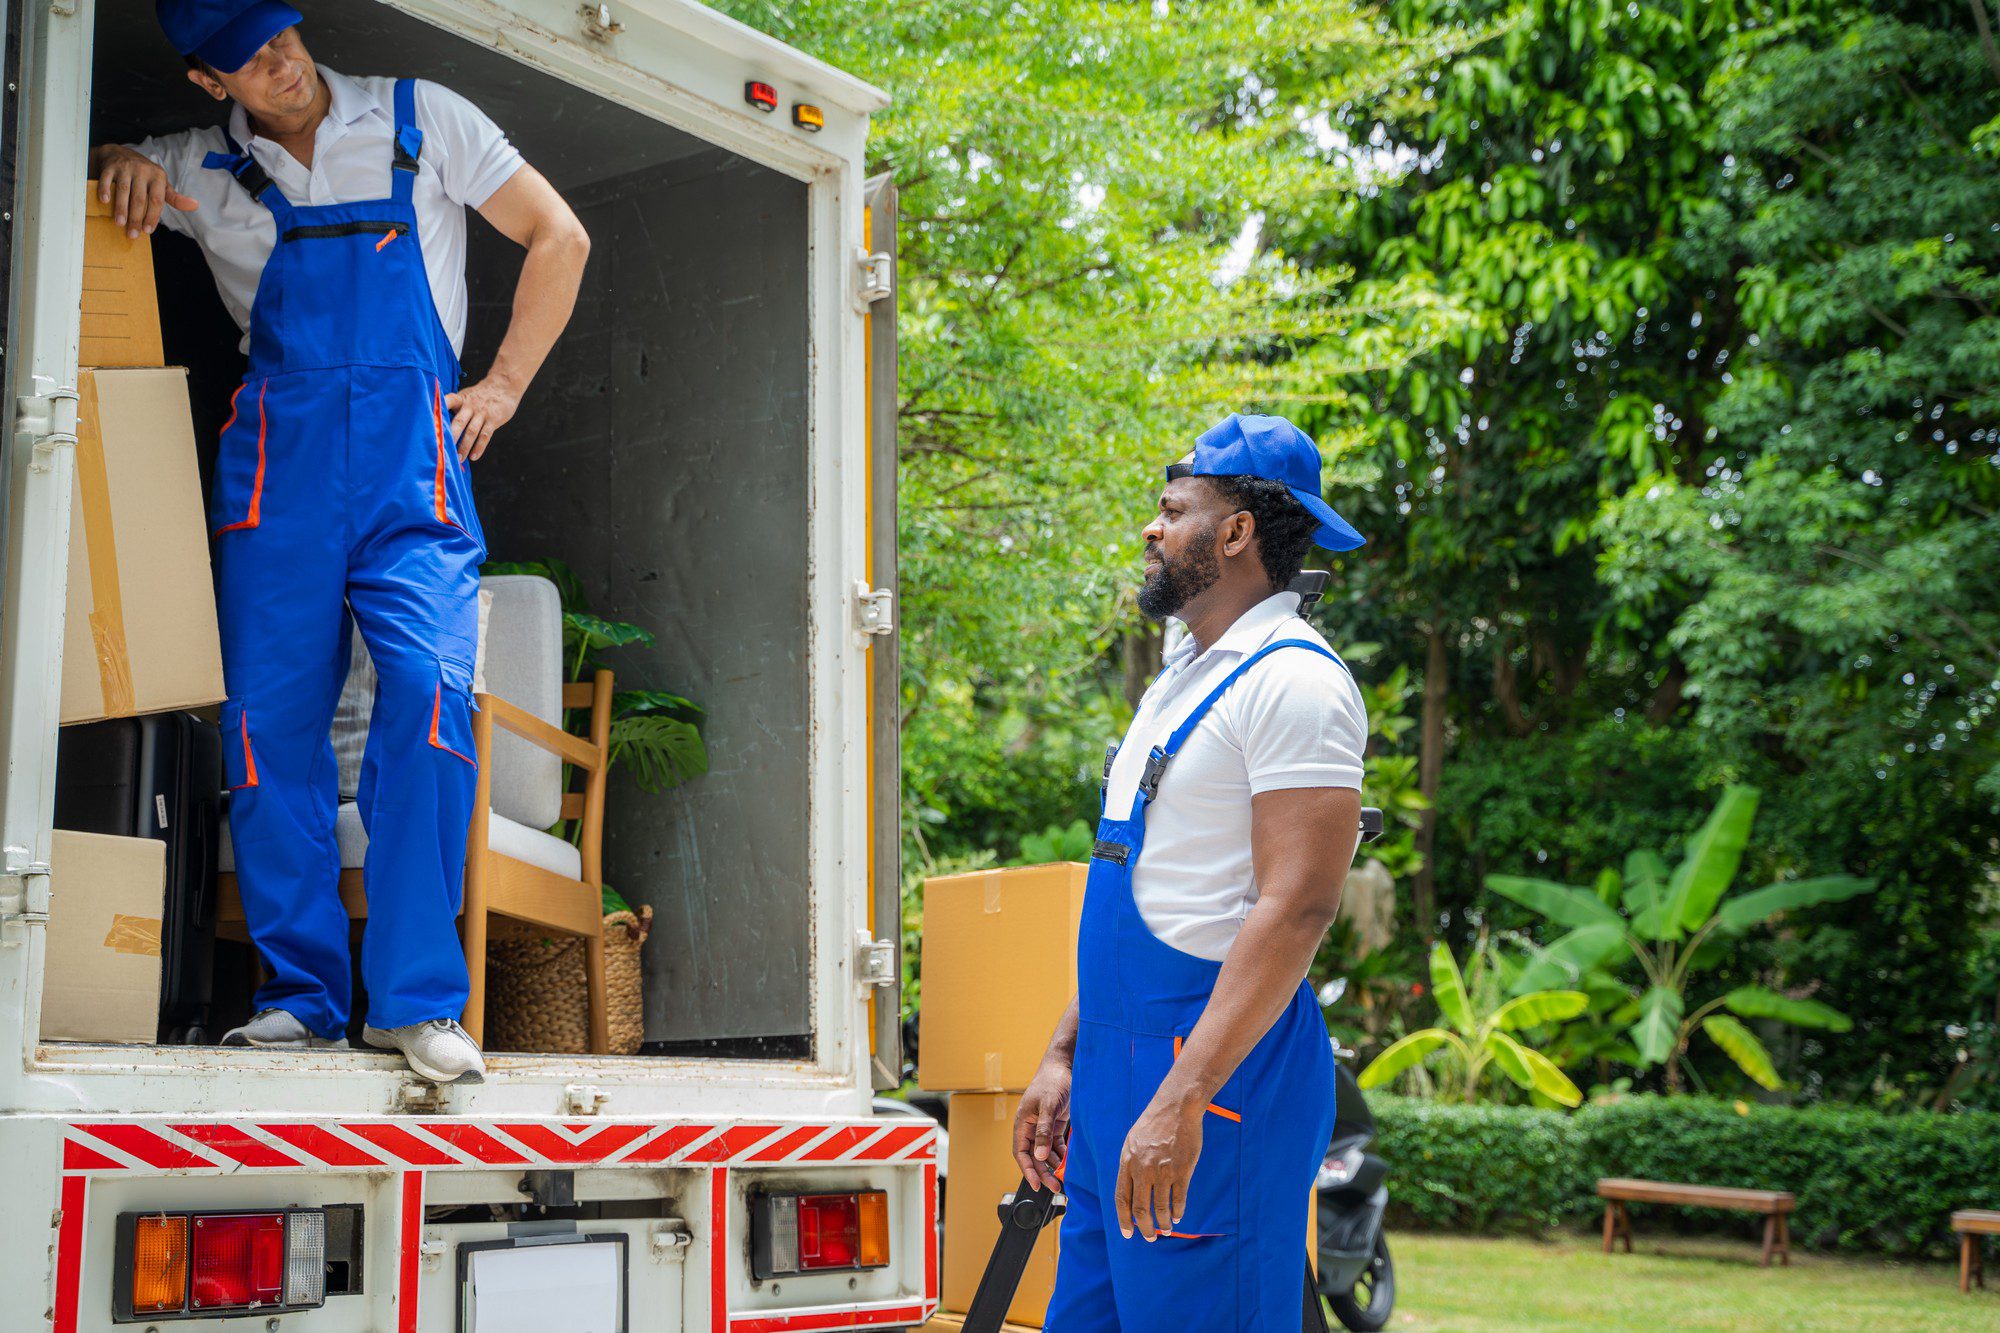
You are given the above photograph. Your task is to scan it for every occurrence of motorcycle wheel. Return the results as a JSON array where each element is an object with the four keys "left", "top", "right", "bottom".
[{"left": 1328, "top": 1232, "right": 1394, "bottom": 1332}]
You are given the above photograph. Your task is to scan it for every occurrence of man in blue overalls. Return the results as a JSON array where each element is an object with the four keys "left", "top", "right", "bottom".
[
  {"left": 89, "top": 2, "right": 590, "bottom": 1080},
  {"left": 1015, "top": 414, "right": 1370, "bottom": 1329}
]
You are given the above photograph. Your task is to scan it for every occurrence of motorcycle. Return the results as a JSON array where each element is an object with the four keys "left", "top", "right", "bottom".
[{"left": 1309, "top": 977, "right": 1395, "bottom": 1332}]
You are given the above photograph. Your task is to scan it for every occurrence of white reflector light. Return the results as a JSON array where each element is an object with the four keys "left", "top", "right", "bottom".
[{"left": 285, "top": 1209, "right": 326, "bottom": 1306}]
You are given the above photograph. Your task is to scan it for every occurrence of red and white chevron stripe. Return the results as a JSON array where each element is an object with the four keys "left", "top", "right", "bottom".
[{"left": 60, "top": 1116, "right": 937, "bottom": 1175}]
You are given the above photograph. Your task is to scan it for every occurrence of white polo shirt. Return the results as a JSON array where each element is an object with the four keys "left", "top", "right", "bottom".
[
  {"left": 130, "top": 68, "right": 525, "bottom": 356},
  {"left": 1103, "top": 591, "right": 1368, "bottom": 962}
]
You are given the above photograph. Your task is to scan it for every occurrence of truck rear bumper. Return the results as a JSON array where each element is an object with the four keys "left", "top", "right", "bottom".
[{"left": 24, "top": 1113, "right": 939, "bottom": 1332}]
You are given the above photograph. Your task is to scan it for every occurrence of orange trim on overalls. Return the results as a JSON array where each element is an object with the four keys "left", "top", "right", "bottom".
[
  {"left": 1172, "top": 1037, "right": 1244, "bottom": 1122},
  {"left": 375, "top": 229, "right": 399, "bottom": 252},
  {"left": 231, "top": 711, "right": 259, "bottom": 790},
  {"left": 213, "top": 380, "right": 269, "bottom": 536},
  {"left": 427, "top": 683, "right": 475, "bottom": 765},
  {"left": 430, "top": 380, "right": 460, "bottom": 530}
]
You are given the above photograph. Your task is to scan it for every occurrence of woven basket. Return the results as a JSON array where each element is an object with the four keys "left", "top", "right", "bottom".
[{"left": 484, "top": 906, "right": 652, "bottom": 1055}]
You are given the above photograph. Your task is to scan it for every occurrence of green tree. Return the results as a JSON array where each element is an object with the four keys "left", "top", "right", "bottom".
[
  {"left": 1361, "top": 939, "right": 1588, "bottom": 1105},
  {"left": 1492, "top": 785, "right": 1876, "bottom": 1091},
  {"left": 710, "top": 0, "right": 1455, "bottom": 871}
]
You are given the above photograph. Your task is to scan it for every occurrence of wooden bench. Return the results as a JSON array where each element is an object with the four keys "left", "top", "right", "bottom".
[
  {"left": 1953, "top": 1210, "right": 2000, "bottom": 1292},
  {"left": 1597, "top": 1178, "right": 1796, "bottom": 1267}
]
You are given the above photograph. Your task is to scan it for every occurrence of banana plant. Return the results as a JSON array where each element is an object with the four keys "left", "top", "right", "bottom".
[
  {"left": 1489, "top": 785, "right": 1876, "bottom": 1092},
  {"left": 1359, "top": 940, "right": 1587, "bottom": 1107}
]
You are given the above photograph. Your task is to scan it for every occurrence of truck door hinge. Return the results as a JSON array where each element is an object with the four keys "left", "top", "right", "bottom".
[
  {"left": 851, "top": 581, "right": 894, "bottom": 639},
  {"left": 854, "top": 248, "right": 893, "bottom": 312},
  {"left": 0, "top": 849, "right": 53, "bottom": 947},
  {"left": 15, "top": 380, "right": 79, "bottom": 475},
  {"left": 564, "top": 1084, "right": 607, "bottom": 1116},
  {"left": 649, "top": 1221, "right": 693, "bottom": 1262},
  {"left": 854, "top": 929, "right": 897, "bottom": 994}
]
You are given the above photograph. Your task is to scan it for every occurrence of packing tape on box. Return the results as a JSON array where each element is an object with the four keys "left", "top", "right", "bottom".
[
  {"left": 985, "top": 1051, "right": 1003, "bottom": 1090},
  {"left": 984, "top": 873, "right": 1003, "bottom": 913},
  {"left": 102, "top": 913, "right": 162, "bottom": 957},
  {"left": 73, "top": 374, "right": 137, "bottom": 717}
]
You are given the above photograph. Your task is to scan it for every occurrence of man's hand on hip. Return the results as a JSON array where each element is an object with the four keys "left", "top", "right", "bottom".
[
  {"left": 1011, "top": 1056, "right": 1073, "bottom": 1193},
  {"left": 444, "top": 376, "right": 520, "bottom": 461},
  {"left": 1115, "top": 1092, "right": 1204, "bottom": 1241}
]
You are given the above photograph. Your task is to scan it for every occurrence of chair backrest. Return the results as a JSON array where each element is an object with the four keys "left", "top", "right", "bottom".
[
  {"left": 331, "top": 576, "right": 565, "bottom": 832},
  {"left": 481, "top": 575, "right": 566, "bottom": 831}
]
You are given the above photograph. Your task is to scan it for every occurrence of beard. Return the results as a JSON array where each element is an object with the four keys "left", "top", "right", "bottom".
[{"left": 1137, "top": 525, "right": 1221, "bottom": 622}]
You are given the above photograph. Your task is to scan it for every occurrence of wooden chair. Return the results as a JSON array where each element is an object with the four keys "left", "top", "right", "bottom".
[{"left": 462, "top": 668, "right": 613, "bottom": 1053}]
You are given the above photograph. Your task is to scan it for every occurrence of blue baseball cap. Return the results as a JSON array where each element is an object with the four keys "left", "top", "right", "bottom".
[
  {"left": 1182, "top": 413, "right": 1366, "bottom": 552},
  {"left": 156, "top": 0, "right": 302, "bottom": 74}
]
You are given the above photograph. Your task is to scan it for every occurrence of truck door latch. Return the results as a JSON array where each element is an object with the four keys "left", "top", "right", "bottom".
[
  {"left": 855, "top": 929, "right": 897, "bottom": 994},
  {"left": 854, "top": 248, "right": 893, "bottom": 311},
  {"left": 852, "top": 581, "right": 895, "bottom": 638}
]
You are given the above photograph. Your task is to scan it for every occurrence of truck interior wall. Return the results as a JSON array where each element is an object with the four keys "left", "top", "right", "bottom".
[
  {"left": 463, "top": 157, "right": 813, "bottom": 1052},
  {"left": 87, "top": 0, "right": 816, "bottom": 1052}
]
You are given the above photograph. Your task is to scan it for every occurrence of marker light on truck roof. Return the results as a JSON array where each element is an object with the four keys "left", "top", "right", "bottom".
[
  {"left": 751, "top": 1189, "right": 891, "bottom": 1279},
  {"left": 120, "top": 1209, "right": 326, "bottom": 1317},
  {"left": 792, "top": 103, "right": 825, "bottom": 131},
  {"left": 745, "top": 81, "right": 778, "bottom": 111}
]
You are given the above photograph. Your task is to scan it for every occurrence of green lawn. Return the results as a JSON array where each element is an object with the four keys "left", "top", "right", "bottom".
[{"left": 1373, "top": 1230, "right": 2000, "bottom": 1331}]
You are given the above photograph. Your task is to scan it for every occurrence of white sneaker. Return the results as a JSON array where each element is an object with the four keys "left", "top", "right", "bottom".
[
  {"left": 362, "top": 1019, "right": 486, "bottom": 1084},
  {"left": 221, "top": 1008, "right": 350, "bottom": 1049}
]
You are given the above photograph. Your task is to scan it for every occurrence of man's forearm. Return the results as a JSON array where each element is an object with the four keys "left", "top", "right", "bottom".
[
  {"left": 1041, "top": 997, "right": 1080, "bottom": 1069},
  {"left": 486, "top": 218, "right": 588, "bottom": 396},
  {"left": 1156, "top": 896, "right": 1331, "bottom": 1111}
]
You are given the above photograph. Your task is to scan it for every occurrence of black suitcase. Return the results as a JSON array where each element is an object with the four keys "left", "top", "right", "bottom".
[{"left": 54, "top": 712, "right": 224, "bottom": 1043}]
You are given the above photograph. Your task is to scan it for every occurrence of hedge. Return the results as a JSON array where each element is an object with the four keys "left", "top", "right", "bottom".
[{"left": 1369, "top": 1095, "right": 2000, "bottom": 1258}]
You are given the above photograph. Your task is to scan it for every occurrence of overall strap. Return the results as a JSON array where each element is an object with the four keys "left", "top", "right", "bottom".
[
  {"left": 1134, "top": 639, "right": 1347, "bottom": 804},
  {"left": 390, "top": 78, "right": 423, "bottom": 206},
  {"left": 201, "top": 128, "right": 288, "bottom": 213}
]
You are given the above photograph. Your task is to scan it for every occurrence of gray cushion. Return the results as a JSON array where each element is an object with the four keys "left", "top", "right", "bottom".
[
  {"left": 480, "top": 575, "right": 566, "bottom": 832},
  {"left": 220, "top": 803, "right": 583, "bottom": 881}
]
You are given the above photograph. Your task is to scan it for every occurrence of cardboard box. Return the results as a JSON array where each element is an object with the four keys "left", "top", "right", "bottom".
[
  {"left": 41, "top": 829, "right": 165, "bottom": 1043},
  {"left": 942, "top": 1092, "right": 1059, "bottom": 1327},
  {"left": 920, "top": 863, "right": 1087, "bottom": 1093},
  {"left": 82, "top": 182, "right": 165, "bottom": 369},
  {"left": 60, "top": 368, "right": 226, "bottom": 724}
]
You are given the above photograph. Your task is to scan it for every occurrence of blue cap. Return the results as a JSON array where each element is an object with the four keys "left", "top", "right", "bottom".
[
  {"left": 1189, "top": 413, "right": 1366, "bottom": 552},
  {"left": 156, "top": 0, "right": 302, "bottom": 74}
]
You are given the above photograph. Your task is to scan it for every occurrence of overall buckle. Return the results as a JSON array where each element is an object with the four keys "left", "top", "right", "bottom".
[
  {"left": 1136, "top": 747, "right": 1169, "bottom": 802},
  {"left": 1091, "top": 840, "right": 1130, "bottom": 866},
  {"left": 1100, "top": 742, "right": 1119, "bottom": 791}
]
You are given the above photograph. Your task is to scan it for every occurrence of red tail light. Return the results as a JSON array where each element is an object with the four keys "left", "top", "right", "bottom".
[
  {"left": 117, "top": 1208, "right": 329, "bottom": 1318},
  {"left": 751, "top": 1189, "right": 891, "bottom": 1279},
  {"left": 191, "top": 1214, "right": 287, "bottom": 1309}
]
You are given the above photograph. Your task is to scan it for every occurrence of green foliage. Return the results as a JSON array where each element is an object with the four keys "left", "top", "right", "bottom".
[
  {"left": 1014, "top": 819, "right": 1094, "bottom": 866},
  {"left": 1361, "top": 941, "right": 1586, "bottom": 1106},
  {"left": 481, "top": 557, "right": 708, "bottom": 798},
  {"left": 1489, "top": 785, "right": 1876, "bottom": 1091},
  {"left": 1371, "top": 1094, "right": 2000, "bottom": 1257},
  {"left": 706, "top": 0, "right": 1451, "bottom": 871}
]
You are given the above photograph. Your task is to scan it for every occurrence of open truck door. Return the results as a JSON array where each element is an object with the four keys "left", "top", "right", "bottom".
[{"left": 864, "top": 171, "right": 902, "bottom": 1091}]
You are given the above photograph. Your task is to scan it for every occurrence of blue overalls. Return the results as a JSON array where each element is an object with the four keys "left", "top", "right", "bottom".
[
  {"left": 205, "top": 80, "right": 484, "bottom": 1037},
  {"left": 1046, "top": 640, "right": 1345, "bottom": 1331}
]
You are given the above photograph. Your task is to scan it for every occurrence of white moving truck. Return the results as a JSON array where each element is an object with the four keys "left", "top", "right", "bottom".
[{"left": 0, "top": 1, "right": 923, "bottom": 1329}]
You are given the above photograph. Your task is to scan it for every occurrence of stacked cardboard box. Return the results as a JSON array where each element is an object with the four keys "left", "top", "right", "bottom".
[
  {"left": 921, "top": 862, "right": 1089, "bottom": 1327},
  {"left": 42, "top": 187, "right": 226, "bottom": 1043}
]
